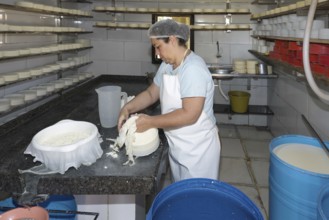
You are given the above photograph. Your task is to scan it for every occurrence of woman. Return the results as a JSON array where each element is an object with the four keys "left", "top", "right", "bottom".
[{"left": 118, "top": 19, "right": 221, "bottom": 182}]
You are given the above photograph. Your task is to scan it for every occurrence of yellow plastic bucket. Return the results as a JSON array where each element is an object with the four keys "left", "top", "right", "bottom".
[{"left": 228, "top": 91, "right": 250, "bottom": 113}]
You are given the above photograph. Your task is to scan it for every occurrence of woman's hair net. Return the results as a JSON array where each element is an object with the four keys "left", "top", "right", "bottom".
[{"left": 148, "top": 19, "right": 190, "bottom": 41}]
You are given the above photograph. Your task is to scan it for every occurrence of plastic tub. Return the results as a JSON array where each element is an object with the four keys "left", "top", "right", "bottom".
[
  {"left": 228, "top": 91, "right": 250, "bottom": 113},
  {"left": 147, "top": 178, "right": 263, "bottom": 220},
  {"left": 318, "top": 184, "right": 329, "bottom": 220},
  {"left": 269, "top": 135, "right": 329, "bottom": 220}
]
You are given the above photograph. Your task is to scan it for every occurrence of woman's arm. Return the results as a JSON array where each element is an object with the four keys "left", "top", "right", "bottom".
[
  {"left": 136, "top": 96, "right": 205, "bottom": 132},
  {"left": 118, "top": 82, "right": 159, "bottom": 129}
]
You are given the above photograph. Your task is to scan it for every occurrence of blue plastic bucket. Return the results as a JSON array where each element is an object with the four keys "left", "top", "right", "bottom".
[
  {"left": 270, "top": 135, "right": 329, "bottom": 220},
  {"left": 318, "top": 184, "right": 329, "bottom": 220},
  {"left": 146, "top": 178, "right": 263, "bottom": 220}
]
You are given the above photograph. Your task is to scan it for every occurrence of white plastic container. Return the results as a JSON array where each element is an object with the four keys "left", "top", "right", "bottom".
[
  {"left": 0, "top": 98, "right": 10, "bottom": 112},
  {"left": 5, "top": 94, "right": 25, "bottom": 106},
  {"left": 3, "top": 72, "right": 19, "bottom": 82},
  {"left": 19, "top": 90, "right": 38, "bottom": 101},
  {"left": 319, "top": 29, "right": 329, "bottom": 39},
  {"left": 40, "top": 83, "right": 55, "bottom": 92},
  {"left": 29, "top": 86, "right": 48, "bottom": 97}
]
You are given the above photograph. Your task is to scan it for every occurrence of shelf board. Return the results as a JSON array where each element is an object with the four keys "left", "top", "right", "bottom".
[
  {"left": 251, "top": 0, "right": 277, "bottom": 5},
  {"left": 212, "top": 72, "right": 277, "bottom": 79},
  {"left": 249, "top": 49, "right": 302, "bottom": 71},
  {"left": 93, "top": 8, "right": 251, "bottom": 15},
  {"left": 0, "top": 31, "right": 93, "bottom": 34},
  {"left": 214, "top": 104, "right": 274, "bottom": 115},
  {"left": 251, "top": 0, "right": 329, "bottom": 20},
  {"left": 192, "top": 27, "right": 252, "bottom": 31},
  {"left": 0, "top": 3, "right": 92, "bottom": 18},
  {"left": 0, "top": 62, "right": 93, "bottom": 88},
  {"left": 0, "top": 76, "right": 95, "bottom": 117},
  {"left": 94, "top": 25, "right": 149, "bottom": 30},
  {"left": 248, "top": 50, "right": 329, "bottom": 85},
  {"left": 0, "top": 46, "right": 93, "bottom": 62},
  {"left": 251, "top": 35, "right": 329, "bottom": 44},
  {"left": 60, "top": 0, "right": 93, "bottom": 3},
  {"left": 94, "top": 24, "right": 252, "bottom": 31}
]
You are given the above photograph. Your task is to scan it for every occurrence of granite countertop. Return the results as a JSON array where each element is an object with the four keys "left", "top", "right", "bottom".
[{"left": 0, "top": 75, "right": 168, "bottom": 196}]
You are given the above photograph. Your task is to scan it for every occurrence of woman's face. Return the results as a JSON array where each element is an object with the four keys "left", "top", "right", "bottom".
[{"left": 151, "top": 37, "right": 175, "bottom": 65}]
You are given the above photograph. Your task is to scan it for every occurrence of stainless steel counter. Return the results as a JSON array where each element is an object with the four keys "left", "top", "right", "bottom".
[{"left": 211, "top": 72, "right": 278, "bottom": 80}]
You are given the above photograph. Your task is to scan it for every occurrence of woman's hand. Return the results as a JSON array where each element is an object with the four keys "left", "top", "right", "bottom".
[
  {"left": 135, "top": 114, "right": 153, "bottom": 133},
  {"left": 117, "top": 82, "right": 160, "bottom": 131},
  {"left": 118, "top": 107, "right": 130, "bottom": 130}
]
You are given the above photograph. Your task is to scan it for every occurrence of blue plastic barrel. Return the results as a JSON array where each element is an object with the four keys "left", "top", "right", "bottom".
[
  {"left": 270, "top": 135, "right": 329, "bottom": 220},
  {"left": 318, "top": 184, "right": 329, "bottom": 220},
  {"left": 147, "top": 178, "right": 263, "bottom": 220}
]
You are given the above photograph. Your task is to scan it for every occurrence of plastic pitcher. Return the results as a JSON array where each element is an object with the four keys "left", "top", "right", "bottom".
[{"left": 96, "top": 86, "right": 127, "bottom": 128}]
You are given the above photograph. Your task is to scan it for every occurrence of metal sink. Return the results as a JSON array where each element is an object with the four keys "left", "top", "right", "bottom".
[
  {"left": 208, "top": 67, "right": 232, "bottom": 74},
  {"left": 208, "top": 65, "right": 234, "bottom": 80},
  {"left": 208, "top": 65, "right": 233, "bottom": 74},
  {"left": 211, "top": 73, "right": 234, "bottom": 80}
]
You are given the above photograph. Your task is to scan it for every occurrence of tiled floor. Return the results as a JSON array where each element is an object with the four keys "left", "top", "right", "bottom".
[
  {"left": 162, "top": 123, "right": 273, "bottom": 220},
  {"left": 218, "top": 124, "right": 272, "bottom": 220}
]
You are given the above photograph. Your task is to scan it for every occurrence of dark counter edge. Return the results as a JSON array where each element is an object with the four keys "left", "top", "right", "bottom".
[{"left": 0, "top": 75, "right": 168, "bottom": 196}]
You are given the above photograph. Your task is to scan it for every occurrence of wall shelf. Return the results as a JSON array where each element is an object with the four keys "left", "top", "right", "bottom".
[
  {"left": 93, "top": 6, "right": 253, "bottom": 32},
  {"left": 0, "top": 61, "right": 93, "bottom": 88},
  {"left": 93, "top": 7, "right": 251, "bottom": 15},
  {"left": 251, "top": 0, "right": 277, "bottom": 5},
  {"left": 0, "top": 31, "right": 92, "bottom": 34},
  {"left": 212, "top": 72, "right": 277, "bottom": 79},
  {"left": 249, "top": 50, "right": 329, "bottom": 85},
  {"left": 94, "top": 22, "right": 252, "bottom": 31},
  {"left": 0, "top": 76, "right": 95, "bottom": 117},
  {"left": 60, "top": 0, "right": 92, "bottom": 3},
  {"left": 251, "top": 35, "right": 329, "bottom": 44},
  {"left": 214, "top": 104, "right": 274, "bottom": 115},
  {"left": 0, "top": 1, "right": 94, "bottom": 121},
  {"left": 0, "top": 46, "right": 93, "bottom": 62},
  {"left": 0, "top": 3, "right": 92, "bottom": 18},
  {"left": 251, "top": 0, "right": 329, "bottom": 20}
]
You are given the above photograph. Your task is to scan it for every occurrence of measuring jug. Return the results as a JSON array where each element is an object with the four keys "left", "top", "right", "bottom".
[{"left": 96, "top": 86, "right": 127, "bottom": 128}]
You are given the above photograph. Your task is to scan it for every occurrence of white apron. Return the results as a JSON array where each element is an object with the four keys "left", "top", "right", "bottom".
[{"left": 161, "top": 67, "right": 221, "bottom": 182}]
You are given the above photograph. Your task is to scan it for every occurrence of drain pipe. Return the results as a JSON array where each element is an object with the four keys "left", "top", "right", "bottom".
[
  {"left": 215, "top": 79, "right": 229, "bottom": 101},
  {"left": 303, "top": 0, "right": 329, "bottom": 103},
  {"left": 214, "top": 79, "right": 232, "bottom": 119}
]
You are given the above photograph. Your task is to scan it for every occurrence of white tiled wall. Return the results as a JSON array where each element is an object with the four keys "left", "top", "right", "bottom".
[
  {"left": 75, "top": 194, "right": 145, "bottom": 220},
  {"left": 86, "top": 1, "right": 268, "bottom": 76},
  {"left": 213, "top": 77, "right": 270, "bottom": 126},
  {"left": 2, "top": 0, "right": 327, "bottom": 134},
  {"left": 268, "top": 73, "right": 329, "bottom": 140}
]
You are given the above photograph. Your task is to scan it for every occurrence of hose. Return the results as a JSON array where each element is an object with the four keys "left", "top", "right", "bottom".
[
  {"left": 303, "top": 0, "right": 329, "bottom": 102},
  {"left": 215, "top": 79, "right": 229, "bottom": 101}
]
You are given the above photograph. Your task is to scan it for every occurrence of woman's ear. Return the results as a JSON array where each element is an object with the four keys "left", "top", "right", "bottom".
[{"left": 169, "top": 35, "right": 178, "bottom": 45}]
